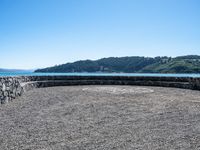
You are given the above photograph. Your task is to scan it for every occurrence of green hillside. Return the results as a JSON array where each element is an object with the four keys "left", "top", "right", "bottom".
[{"left": 35, "top": 55, "right": 200, "bottom": 73}]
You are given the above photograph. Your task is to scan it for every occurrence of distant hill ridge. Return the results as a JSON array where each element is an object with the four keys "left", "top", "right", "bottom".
[
  {"left": 0, "top": 68, "right": 27, "bottom": 72},
  {"left": 35, "top": 55, "right": 200, "bottom": 73}
]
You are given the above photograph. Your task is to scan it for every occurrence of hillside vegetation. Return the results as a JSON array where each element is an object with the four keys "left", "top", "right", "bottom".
[{"left": 35, "top": 55, "right": 200, "bottom": 73}]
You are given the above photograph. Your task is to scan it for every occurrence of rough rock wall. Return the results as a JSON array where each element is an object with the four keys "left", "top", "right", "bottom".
[
  {"left": 0, "top": 77, "right": 23, "bottom": 104},
  {"left": 0, "top": 76, "right": 39, "bottom": 104},
  {"left": 0, "top": 76, "right": 200, "bottom": 104}
]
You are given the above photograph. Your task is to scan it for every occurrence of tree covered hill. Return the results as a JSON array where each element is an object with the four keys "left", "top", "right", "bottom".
[{"left": 35, "top": 55, "right": 200, "bottom": 73}]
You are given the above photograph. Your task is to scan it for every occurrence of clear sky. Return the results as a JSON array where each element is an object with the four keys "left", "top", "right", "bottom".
[{"left": 0, "top": 0, "right": 200, "bottom": 69}]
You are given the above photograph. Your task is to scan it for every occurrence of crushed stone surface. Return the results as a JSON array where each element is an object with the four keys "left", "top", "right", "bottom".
[{"left": 0, "top": 85, "right": 200, "bottom": 150}]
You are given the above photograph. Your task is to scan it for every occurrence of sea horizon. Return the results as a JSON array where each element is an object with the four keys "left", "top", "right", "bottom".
[{"left": 0, "top": 71, "right": 200, "bottom": 78}]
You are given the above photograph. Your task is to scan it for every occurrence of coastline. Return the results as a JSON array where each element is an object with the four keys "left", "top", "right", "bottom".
[{"left": 1, "top": 72, "right": 200, "bottom": 77}]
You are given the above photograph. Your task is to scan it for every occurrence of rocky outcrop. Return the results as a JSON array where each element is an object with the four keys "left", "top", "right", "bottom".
[{"left": 0, "top": 76, "right": 200, "bottom": 104}]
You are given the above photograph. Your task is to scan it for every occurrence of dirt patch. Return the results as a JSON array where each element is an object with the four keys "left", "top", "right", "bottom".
[{"left": 82, "top": 86, "right": 154, "bottom": 94}]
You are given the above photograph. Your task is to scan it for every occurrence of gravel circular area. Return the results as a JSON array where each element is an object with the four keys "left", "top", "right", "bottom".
[{"left": 1, "top": 85, "right": 200, "bottom": 150}]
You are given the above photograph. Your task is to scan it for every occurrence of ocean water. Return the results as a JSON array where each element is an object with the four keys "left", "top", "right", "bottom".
[{"left": 0, "top": 72, "right": 200, "bottom": 78}]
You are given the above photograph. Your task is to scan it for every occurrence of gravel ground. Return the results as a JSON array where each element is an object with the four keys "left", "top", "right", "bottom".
[{"left": 1, "top": 85, "right": 200, "bottom": 150}]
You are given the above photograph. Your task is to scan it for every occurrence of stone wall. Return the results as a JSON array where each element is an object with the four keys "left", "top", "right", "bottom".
[
  {"left": 0, "top": 76, "right": 200, "bottom": 104},
  {"left": 0, "top": 76, "right": 39, "bottom": 104},
  {"left": 0, "top": 77, "right": 23, "bottom": 104}
]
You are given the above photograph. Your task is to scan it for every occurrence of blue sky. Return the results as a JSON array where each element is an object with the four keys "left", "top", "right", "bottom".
[{"left": 0, "top": 0, "right": 200, "bottom": 69}]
